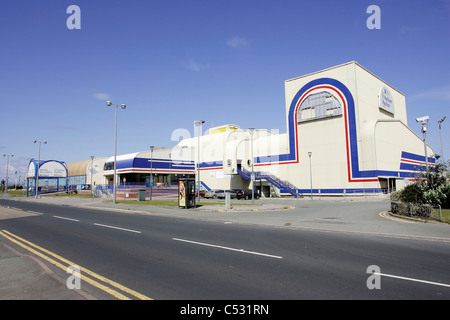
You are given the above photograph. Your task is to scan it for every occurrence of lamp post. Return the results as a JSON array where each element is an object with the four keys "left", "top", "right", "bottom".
[
  {"left": 3, "top": 154, "right": 13, "bottom": 194},
  {"left": 438, "top": 116, "right": 446, "bottom": 165},
  {"left": 90, "top": 156, "right": 95, "bottom": 199},
  {"left": 249, "top": 128, "right": 255, "bottom": 204},
  {"left": 195, "top": 120, "right": 205, "bottom": 202},
  {"left": 308, "top": 152, "right": 313, "bottom": 200},
  {"left": 106, "top": 101, "right": 126, "bottom": 204},
  {"left": 168, "top": 153, "right": 171, "bottom": 187},
  {"left": 33, "top": 140, "right": 47, "bottom": 198},
  {"left": 149, "top": 146, "right": 154, "bottom": 200},
  {"left": 416, "top": 116, "right": 429, "bottom": 174}
]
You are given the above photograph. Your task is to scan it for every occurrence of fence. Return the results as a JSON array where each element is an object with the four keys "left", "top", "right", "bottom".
[
  {"left": 94, "top": 183, "right": 178, "bottom": 200},
  {"left": 391, "top": 201, "right": 443, "bottom": 222}
]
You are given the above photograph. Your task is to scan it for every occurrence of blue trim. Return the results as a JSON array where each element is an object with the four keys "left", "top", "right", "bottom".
[
  {"left": 281, "top": 188, "right": 384, "bottom": 194},
  {"left": 401, "top": 151, "right": 435, "bottom": 164}
]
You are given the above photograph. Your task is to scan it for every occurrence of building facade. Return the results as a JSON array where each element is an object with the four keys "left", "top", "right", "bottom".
[{"left": 64, "top": 62, "right": 434, "bottom": 198}]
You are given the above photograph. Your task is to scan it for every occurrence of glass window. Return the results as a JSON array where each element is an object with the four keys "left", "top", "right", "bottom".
[{"left": 298, "top": 91, "right": 342, "bottom": 123}]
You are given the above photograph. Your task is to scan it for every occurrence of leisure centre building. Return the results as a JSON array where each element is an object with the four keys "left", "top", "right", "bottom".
[{"left": 27, "top": 62, "right": 435, "bottom": 198}]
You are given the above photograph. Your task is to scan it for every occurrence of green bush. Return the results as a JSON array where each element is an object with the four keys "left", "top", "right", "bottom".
[{"left": 398, "top": 164, "right": 450, "bottom": 208}]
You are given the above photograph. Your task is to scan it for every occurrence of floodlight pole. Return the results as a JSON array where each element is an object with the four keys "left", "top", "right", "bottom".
[
  {"left": 3, "top": 154, "right": 13, "bottom": 194},
  {"left": 195, "top": 120, "right": 205, "bottom": 202},
  {"left": 438, "top": 116, "right": 446, "bottom": 165},
  {"left": 249, "top": 128, "right": 255, "bottom": 204},
  {"left": 90, "top": 155, "right": 95, "bottom": 199},
  {"left": 308, "top": 152, "right": 313, "bottom": 200},
  {"left": 150, "top": 146, "right": 154, "bottom": 200},
  {"left": 106, "top": 101, "right": 126, "bottom": 204},
  {"left": 33, "top": 140, "right": 46, "bottom": 198}
]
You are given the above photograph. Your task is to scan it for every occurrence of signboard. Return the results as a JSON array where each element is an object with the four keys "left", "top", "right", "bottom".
[
  {"left": 27, "top": 160, "right": 67, "bottom": 178},
  {"left": 379, "top": 86, "right": 395, "bottom": 114},
  {"left": 178, "top": 180, "right": 186, "bottom": 207},
  {"left": 39, "top": 161, "right": 67, "bottom": 178}
]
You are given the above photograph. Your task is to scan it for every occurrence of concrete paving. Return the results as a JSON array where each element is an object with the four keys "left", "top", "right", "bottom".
[{"left": 1, "top": 194, "right": 449, "bottom": 299}]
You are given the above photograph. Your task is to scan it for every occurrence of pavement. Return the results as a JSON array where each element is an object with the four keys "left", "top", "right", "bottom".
[{"left": 1, "top": 194, "right": 449, "bottom": 300}]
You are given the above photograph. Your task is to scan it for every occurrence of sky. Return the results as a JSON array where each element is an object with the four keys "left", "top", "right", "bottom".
[{"left": 1, "top": 0, "right": 449, "bottom": 185}]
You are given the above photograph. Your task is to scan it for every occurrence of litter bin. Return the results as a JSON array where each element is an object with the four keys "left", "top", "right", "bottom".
[{"left": 138, "top": 189, "right": 146, "bottom": 201}]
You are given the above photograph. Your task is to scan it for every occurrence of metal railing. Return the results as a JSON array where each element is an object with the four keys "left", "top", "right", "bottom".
[{"left": 391, "top": 201, "right": 443, "bottom": 222}]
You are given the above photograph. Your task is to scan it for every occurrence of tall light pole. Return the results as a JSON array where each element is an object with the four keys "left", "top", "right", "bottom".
[
  {"left": 90, "top": 156, "right": 95, "bottom": 199},
  {"left": 106, "top": 101, "right": 126, "bottom": 204},
  {"left": 3, "top": 154, "right": 13, "bottom": 194},
  {"left": 149, "top": 146, "right": 154, "bottom": 200},
  {"left": 438, "top": 116, "right": 446, "bottom": 165},
  {"left": 168, "top": 153, "right": 171, "bottom": 187},
  {"left": 249, "top": 128, "right": 255, "bottom": 204},
  {"left": 308, "top": 152, "right": 313, "bottom": 200},
  {"left": 416, "top": 116, "right": 429, "bottom": 174},
  {"left": 33, "top": 140, "right": 47, "bottom": 198},
  {"left": 195, "top": 120, "right": 205, "bottom": 202}
]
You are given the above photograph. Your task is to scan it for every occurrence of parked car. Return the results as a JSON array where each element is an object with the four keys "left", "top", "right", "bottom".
[
  {"left": 216, "top": 190, "right": 237, "bottom": 199},
  {"left": 232, "top": 189, "right": 244, "bottom": 199},
  {"left": 194, "top": 190, "right": 206, "bottom": 197},
  {"left": 238, "top": 189, "right": 260, "bottom": 200},
  {"left": 204, "top": 189, "right": 220, "bottom": 199}
]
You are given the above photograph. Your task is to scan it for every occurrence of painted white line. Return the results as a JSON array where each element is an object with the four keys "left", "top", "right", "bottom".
[
  {"left": 27, "top": 211, "right": 43, "bottom": 215},
  {"left": 53, "top": 215, "right": 79, "bottom": 222},
  {"left": 94, "top": 223, "right": 141, "bottom": 234},
  {"left": 377, "top": 273, "right": 450, "bottom": 288},
  {"left": 172, "top": 238, "right": 283, "bottom": 259}
]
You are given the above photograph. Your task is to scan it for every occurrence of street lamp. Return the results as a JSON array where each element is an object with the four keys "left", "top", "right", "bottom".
[
  {"left": 33, "top": 140, "right": 47, "bottom": 198},
  {"left": 416, "top": 116, "right": 429, "bottom": 174},
  {"left": 149, "top": 146, "right": 154, "bottom": 200},
  {"left": 249, "top": 128, "right": 255, "bottom": 204},
  {"left": 90, "top": 156, "right": 95, "bottom": 199},
  {"left": 308, "top": 152, "right": 313, "bottom": 200},
  {"left": 3, "top": 154, "right": 13, "bottom": 194},
  {"left": 438, "top": 116, "right": 446, "bottom": 165},
  {"left": 194, "top": 120, "right": 205, "bottom": 202},
  {"left": 106, "top": 101, "right": 126, "bottom": 204}
]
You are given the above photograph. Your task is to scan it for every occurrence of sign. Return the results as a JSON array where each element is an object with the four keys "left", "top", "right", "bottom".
[
  {"left": 27, "top": 160, "right": 67, "bottom": 178},
  {"left": 39, "top": 161, "right": 67, "bottom": 178},
  {"left": 178, "top": 180, "right": 186, "bottom": 207},
  {"left": 379, "top": 86, "right": 395, "bottom": 114}
]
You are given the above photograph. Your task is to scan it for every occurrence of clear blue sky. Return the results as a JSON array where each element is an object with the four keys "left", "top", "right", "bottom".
[{"left": 1, "top": 0, "right": 449, "bottom": 184}]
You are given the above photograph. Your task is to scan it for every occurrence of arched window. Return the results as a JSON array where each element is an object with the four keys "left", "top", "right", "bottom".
[{"left": 298, "top": 91, "right": 342, "bottom": 123}]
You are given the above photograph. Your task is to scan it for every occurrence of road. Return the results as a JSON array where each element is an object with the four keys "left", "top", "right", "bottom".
[{"left": 0, "top": 198, "right": 449, "bottom": 301}]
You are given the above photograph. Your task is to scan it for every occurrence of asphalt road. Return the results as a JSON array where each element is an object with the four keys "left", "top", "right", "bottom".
[{"left": 0, "top": 198, "right": 449, "bottom": 301}]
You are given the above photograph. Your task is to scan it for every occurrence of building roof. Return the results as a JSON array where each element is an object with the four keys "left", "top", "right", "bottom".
[{"left": 67, "top": 159, "right": 91, "bottom": 177}]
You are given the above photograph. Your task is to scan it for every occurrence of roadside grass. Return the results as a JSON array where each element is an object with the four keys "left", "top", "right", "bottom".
[
  {"left": 109, "top": 199, "right": 260, "bottom": 207},
  {"left": 2, "top": 190, "right": 26, "bottom": 197},
  {"left": 437, "top": 208, "right": 450, "bottom": 224}
]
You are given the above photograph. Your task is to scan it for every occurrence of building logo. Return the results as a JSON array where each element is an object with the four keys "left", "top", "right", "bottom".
[{"left": 379, "top": 86, "right": 395, "bottom": 114}]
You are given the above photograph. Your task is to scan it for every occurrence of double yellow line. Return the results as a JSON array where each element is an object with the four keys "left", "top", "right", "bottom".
[{"left": 0, "top": 229, "right": 152, "bottom": 300}]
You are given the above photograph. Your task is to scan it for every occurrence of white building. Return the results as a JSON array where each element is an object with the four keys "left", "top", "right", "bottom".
[
  {"left": 63, "top": 61, "right": 434, "bottom": 198},
  {"left": 174, "top": 61, "right": 435, "bottom": 197}
]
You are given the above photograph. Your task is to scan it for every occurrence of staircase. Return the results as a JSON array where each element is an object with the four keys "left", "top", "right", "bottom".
[{"left": 237, "top": 167, "right": 301, "bottom": 198}]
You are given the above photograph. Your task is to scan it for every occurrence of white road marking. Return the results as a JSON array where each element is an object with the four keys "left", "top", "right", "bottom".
[
  {"left": 94, "top": 223, "right": 142, "bottom": 234},
  {"left": 27, "top": 211, "right": 43, "bottom": 215},
  {"left": 172, "top": 237, "right": 283, "bottom": 259},
  {"left": 53, "top": 215, "right": 79, "bottom": 222},
  {"left": 377, "top": 272, "right": 450, "bottom": 288}
]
